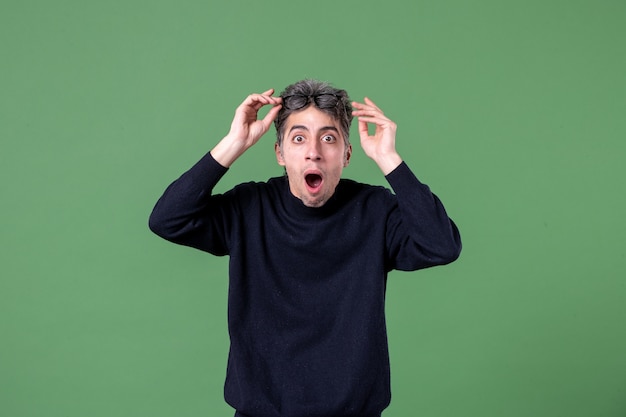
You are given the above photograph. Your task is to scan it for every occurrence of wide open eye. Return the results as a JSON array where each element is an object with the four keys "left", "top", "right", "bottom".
[
  {"left": 292, "top": 135, "right": 305, "bottom": 143},
  {"left": 321, "top": 135, "right": 336, "bottom": 143}
]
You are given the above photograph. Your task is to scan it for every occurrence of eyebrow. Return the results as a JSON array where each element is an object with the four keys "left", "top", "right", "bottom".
[{"left": 288, "top": 125, "right": 340, "bottom": 134}]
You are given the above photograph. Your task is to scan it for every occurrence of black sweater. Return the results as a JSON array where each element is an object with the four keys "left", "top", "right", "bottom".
[{"left": 149, "top": 152, "right": 461, "bottom": 417}]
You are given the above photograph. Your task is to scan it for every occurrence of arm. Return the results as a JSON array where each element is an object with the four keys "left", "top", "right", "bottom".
[
  {"left": 148, "top": 152, "right": 231, "bottom": 254},
  {"left": 352, "top": 98, "right": 461, "bottom": 269},
  {"left": 384, "top": 162, "right": 462, "bottom": 270},
  {"left": 148, "top": 89, "right": 282, "bottom": 253}
]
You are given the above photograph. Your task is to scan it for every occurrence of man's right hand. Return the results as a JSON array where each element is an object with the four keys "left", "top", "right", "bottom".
[{"left": 211, "top": 89, "right": 282, "bottom": 168}]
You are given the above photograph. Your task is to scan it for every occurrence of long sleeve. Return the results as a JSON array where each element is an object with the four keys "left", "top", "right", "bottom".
[
  {"left": 148, "top": 151, "right": 232, "bottom": 255},
  {"left": 384, "top": 162, "right": 462, "bottom": 271}
]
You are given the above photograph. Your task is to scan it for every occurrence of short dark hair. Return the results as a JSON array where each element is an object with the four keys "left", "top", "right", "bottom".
[{"left": 275, "top": 79, "right": 353, "bottom": 148}]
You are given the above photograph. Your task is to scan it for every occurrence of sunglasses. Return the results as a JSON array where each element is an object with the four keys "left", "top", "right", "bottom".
[{"left": 281, "top": 93, "right": 342, "bottom": 111}]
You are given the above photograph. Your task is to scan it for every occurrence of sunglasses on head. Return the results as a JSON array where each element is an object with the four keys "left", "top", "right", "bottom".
[{"left": 281, "top": 93, "right": 342, "bottom": 111}]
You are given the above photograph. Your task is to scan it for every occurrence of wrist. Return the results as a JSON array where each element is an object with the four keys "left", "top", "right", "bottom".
[
  {"left": 374, "top": 152, "right": 403, "bottom": 175},
  {"left": 211, "top": 135, "right": 247, "bottom": 168}
]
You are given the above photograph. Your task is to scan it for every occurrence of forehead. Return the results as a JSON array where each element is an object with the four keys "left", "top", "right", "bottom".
[{"left": 284, "top": 106, "right": 342, "bottom": 134}]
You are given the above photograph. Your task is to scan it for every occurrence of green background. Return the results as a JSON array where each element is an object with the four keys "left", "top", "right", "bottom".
[{"left": 2, "top": 1, "right": 625, "bottom": 416}]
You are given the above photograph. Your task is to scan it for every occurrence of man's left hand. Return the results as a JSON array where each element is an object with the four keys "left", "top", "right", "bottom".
[{"left": 352, "top": 97, "right": 403, "bottom": 175}]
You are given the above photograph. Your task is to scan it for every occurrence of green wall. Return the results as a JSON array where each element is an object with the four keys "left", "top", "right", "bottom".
[{"left": 2, "top": 1, "right": 625, "bottom": 416}]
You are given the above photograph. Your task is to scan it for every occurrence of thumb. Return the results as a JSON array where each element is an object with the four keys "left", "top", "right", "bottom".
[
  {"left": 261, "top": 104, "right": 282, "bottom": 129},
  {"left": 358, "top": 118, "right": 369, "bottom": 137}
]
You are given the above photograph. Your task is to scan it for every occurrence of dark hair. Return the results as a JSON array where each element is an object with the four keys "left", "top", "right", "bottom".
[{"left": 274, "top": 79, "right": 353, "bottom": 148}]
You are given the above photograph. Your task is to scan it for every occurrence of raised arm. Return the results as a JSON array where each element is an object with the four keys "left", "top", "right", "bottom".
[
  {"left": 149, "top": 89, "right": 282, "bottom": 253},
  {"left": 353, "top": 97, "right": 461, "bottom": 269}
]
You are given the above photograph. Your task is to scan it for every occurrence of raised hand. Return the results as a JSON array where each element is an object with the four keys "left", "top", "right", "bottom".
[
  {"left": 352, "top": 97, "right": 403, "bottom": 175},
  {"left": 212, "top": 89, "right": 282, "bottom": 167}
]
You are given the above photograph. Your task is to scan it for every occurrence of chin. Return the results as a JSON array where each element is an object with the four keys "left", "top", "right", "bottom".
[
  {"left": 302, "top": 195, "right": 327, "bottom": 208},
  {"left": 303, "top": 200, "right": 324, "bottom": 208}
]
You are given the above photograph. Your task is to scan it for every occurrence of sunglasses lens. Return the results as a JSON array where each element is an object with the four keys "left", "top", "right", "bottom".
[
  {"left": 283, "top": 95, "right": 308, "bottom": 110},
  {"left": 283, "top": 94, "right": 341, "bottom": 110}
]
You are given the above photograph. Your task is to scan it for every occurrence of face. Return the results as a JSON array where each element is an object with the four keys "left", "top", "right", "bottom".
[{"left": 275, "top": 106, "right": 352, "bottom": 208}]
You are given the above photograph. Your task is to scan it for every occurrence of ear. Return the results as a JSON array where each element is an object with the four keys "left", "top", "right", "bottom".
[
  {"left": 275, "top": 142, "right": 286, "bottom": 166},
  {"left": 343, "top": 143, "right": 352, "bottom": 167}
]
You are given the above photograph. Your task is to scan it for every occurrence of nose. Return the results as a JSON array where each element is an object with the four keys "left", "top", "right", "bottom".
[{"left": 306, "top": 140, "right": 322, "bottom": 161}]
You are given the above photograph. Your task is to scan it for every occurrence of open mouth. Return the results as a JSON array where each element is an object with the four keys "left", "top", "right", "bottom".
[
  {"left": 305, "top": 173, "right": 322, "bottom": 188},
  {"left": 305, "top": 173, "right": 323, "bottom": 192}
]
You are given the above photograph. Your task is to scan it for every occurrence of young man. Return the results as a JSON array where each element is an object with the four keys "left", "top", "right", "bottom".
[{"left": 149, "top": 79, "right": 461, "bottom": 417}]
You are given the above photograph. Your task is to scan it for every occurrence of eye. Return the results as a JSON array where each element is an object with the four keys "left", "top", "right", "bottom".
[
  {"left": 321, "top": 135, "right": 337, "bottom": 143},
  {"left": 292, "top": 135, "right": 305, "bottom": 143}
]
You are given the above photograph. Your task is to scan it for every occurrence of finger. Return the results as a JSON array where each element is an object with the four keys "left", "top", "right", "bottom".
[
  {"left": 259, "top": 94, "right": 281, "bottom": 106},
  {"left": 246, "top": 89, "right": 280, "bottom": 102},
  {"left": 352, "top": 108, "right": 388, "bottom": 116},
  {"left": 353, "top": 110, "right": 390, "bottom": 123},
  {"left": 357, "top": 118, "right": 370, "bottom": 137},
  {"left": 261, "top": 104, "right": 282, "bottom": 127},
  {"left": 364, "top": 97, "right": 382, "bottom": 112},
  {"left": 357, "top": 116, "right": 396, "bottom": 131},
  {"left": 251, "top": 94, "right": 274, "bottom": 105},
  {"left": 352, "top": 101, "right": 383, "bottom": 114},
  {"left": 243, "top": 93, "right": 281, "bottom": 112},
  {"left": 260, "top": 89, "right": 282, "bottom": 105},
  {"left": 351, "top": 101, "right": 374, "bottom": 110}
]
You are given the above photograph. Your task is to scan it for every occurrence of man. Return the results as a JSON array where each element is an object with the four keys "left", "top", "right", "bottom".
[{"left": 149, "top": 79, "right": 461, "bottom": 417}]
